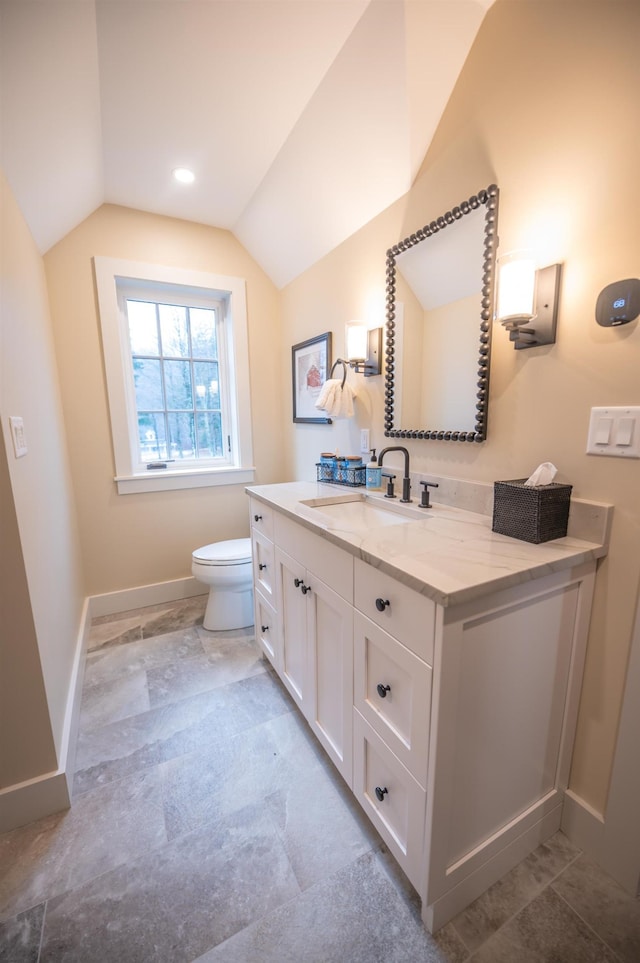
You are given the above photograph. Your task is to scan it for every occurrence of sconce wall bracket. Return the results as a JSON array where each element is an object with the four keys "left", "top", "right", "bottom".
[
  {"left": 350, "top": 326, "right": 383, "bottom": 375},
  {"left": 511, "top": 263, "right": 561, "bottom": 350}
]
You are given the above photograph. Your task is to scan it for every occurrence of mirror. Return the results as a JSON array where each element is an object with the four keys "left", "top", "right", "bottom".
[{"left": 384, "top": 184, "right": 499, "bottom": 442}]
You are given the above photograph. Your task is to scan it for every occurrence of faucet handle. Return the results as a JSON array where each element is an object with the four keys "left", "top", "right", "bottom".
[
  {"left": 419, "top": 480, "right": 439, "bottom": 509},
  {"left": 382, "top": 471, "right": 396, "bottom": 499}
]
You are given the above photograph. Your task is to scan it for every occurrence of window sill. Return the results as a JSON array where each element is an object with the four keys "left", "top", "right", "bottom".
[{"left": 114, "top": 465, "right": 256, "bottom": 495}]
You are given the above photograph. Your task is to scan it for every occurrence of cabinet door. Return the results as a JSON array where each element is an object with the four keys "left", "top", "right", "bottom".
[
  {"left": 353, "top": 710, "right": 426, "bottom": 891},
  {"left": 275, "top": 547, "right": 308, "bottom": 712},
  {"left": 307, "top": 574, "right": 354, "bottom": 786},
  {"left": 254, "top": 588, "right": 278, "bottom": 670},
  {"left": 252, "top": 529, "right": 275, "bottom": 603},
  {"left": 354, "top": 612, "right": 431, "bottom": 788}
]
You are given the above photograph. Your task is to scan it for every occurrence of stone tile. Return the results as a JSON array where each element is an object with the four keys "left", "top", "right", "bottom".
[
  {"left": 0, "top": 770, "right": 167, "bottom": 920},
  {"left": 551, "top": 853, "right": 640, "bottom": 963},
  {"left": 264, "top": 762, "right": 379, "bottom": 890},
  {"left": 78, "top": 668, "right": 150, "bottom": 731},
  {"left": 83, "top": 626, "right": 205, "bottom": 689},
  {"left": 194, "top": 850, "right": 447, "bottom": 962},
  {"left": 87, "top": 616, "right": 142, "bottom": 652},
  {"left": 74, "top": 672, "right": 294, "bottom": 795},
  {"left": 451, "top": 832, "right": 581, "bottom": 952},
  {"left": 470, "top": 887, "right": 619, "bottom": 963},
  {"left": 140, "top": 596, "right": 207, "bottom": 638},
  {"left": 39, "top": 802, "right": 300, "bottom": 963},
  {"left": 432, "top": 921, "right": 469, "bottom": 963},
  {"left": 0, "top": 902, "right": 45, "bottom": 961},
  {"left": 160, "top": 710, "right": 325, "bottom": 840},
  {"left": 146, "top": 636, "right": 265, "bottom": 708}
]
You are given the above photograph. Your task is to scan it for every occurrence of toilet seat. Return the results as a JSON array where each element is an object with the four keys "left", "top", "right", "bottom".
[{"left": 192, "top": 538, "right": 252, "bottom": 566}]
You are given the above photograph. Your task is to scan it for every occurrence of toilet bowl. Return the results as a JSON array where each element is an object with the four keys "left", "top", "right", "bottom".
[{"left": 191, "top": 537, "right": 253, "bottom": 631}]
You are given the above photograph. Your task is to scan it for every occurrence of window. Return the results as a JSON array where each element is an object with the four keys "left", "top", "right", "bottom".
[{"left": 94, "top": 258, "right": 254, "bottom": 494}]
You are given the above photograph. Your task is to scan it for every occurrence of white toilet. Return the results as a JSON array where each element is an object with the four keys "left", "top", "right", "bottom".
[{"left": 191, "top": 537, "right": 253, "bottom": 631}]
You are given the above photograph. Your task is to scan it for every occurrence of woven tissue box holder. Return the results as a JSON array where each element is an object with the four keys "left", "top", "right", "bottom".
[{"left": 492, "top": 479, "right": 572, "bottom": 544}]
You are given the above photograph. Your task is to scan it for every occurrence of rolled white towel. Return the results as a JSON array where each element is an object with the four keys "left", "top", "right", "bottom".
[{"left": 315, "top": 378, "right": 356, "bottom": 418}]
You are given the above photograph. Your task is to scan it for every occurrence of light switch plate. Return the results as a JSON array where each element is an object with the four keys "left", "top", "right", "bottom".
[
  {"left": 360, "top": 429, "right": 370, "bottom": 453},
  {"left": 9, "top": 416, "right": 28, "bottom": 458},
  {"left": 587, "top": 406, "right": 640, "bottom": 458}
]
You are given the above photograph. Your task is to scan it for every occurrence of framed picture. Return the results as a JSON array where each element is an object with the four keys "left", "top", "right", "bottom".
[{"left": 292, "top": 331, "right": 332, "bottom": 423}]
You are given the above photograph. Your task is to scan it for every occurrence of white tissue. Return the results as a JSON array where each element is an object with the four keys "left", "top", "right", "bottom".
[{"left": 524, "top": 462, "right": 558, "bottom": 486}]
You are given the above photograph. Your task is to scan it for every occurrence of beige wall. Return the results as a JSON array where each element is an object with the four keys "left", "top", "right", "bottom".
[
  {"left": 281, "top": 0, "right": 640, "bottom": 815},
  {"left": 0, "top": 169, "right": 84, "bottom": 782},
  {"left": 44, "top": 205, "right": 284, "bottom": 596}
]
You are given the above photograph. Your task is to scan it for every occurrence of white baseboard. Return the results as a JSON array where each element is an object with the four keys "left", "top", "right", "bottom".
[
  {"left": 561, "top": 788, "right": 605, "bottom": 862},
  {"left": 0, "top": 770, "right": 71, "bottom": 833},
  {"left": 89, "top": 575, "right": 205, "bottom": 618}
]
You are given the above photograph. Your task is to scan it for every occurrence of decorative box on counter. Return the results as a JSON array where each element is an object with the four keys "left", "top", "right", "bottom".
[
  {"left": 492, "top": 479, "right": 572, "bottom": 543},
  {"left": 316, "top": 455, "right": 365, "bottom": 487}
]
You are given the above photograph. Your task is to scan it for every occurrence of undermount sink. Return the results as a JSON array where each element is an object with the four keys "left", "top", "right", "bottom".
[{"left": 299, "top": 492, "right": 428, "bottom": 532}]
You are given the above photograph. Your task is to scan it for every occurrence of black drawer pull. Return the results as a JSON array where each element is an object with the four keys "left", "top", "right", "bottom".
[
  {"left": 375, "top": 598, "right": 390, "bottom": 612},
  {"left": 301, "top": 583, "right": 311, "bottom": 595},
  {"left": 375, "top": 786, "right": 388, "bottom": 802},
  {"left": 254, "top": 514, "right": 263, "bottom": 522},
  {"left": 259, "top": 562, "right": 267, "bottom": 570},
  {"left": 294, "top": 577, "right": 303, "bottom": 588},
  {"left": 261, "top": 624, "right": 269, "bottom": 633},
  {"left": 376, "top": 683, "right": 391, "bottom": 699}
]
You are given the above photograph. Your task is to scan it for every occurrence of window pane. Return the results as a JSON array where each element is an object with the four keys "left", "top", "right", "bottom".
[
  {"left": 138, "top": 414, "right": 167, "bottom": 460},
  {"left": 167, "top": 411, "right": 195, "bottom": 459},
  {"left": 190, "top": 307, "right": 217, "bottom": 359},
  {"left": 133, "top": 358, "right": 164, "bottom": 410},
  {"left": 159, "top": 304, "right": 189, "bottom": 357},
  {"left": 127, "top": 300, "right": 159, "bottom": 355},
  {"left": 193, "top": 361, "right": 220, "bottom": 409},
  {"left": 197, "top": 411, "right": 223, "bottom": 458},
  {"left": 164, "top": 360, "right": 192, "bottom": 410}
]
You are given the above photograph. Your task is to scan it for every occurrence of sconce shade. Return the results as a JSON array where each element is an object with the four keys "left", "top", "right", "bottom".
[
  {"left": 496, "top": 252, "right": 537, "bottom": 325},
  {"left": 346, "top": 322, "right": 368, "bottom": 362}
]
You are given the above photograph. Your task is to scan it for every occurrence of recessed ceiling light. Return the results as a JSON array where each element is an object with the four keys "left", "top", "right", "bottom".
[{"left": 173, "top": 167, "right": 195, "bottom": 184}]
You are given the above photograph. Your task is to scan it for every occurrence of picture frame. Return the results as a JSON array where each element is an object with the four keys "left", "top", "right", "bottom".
[{"left": 292, "top": 331, "right": 332, "bottom": 423}]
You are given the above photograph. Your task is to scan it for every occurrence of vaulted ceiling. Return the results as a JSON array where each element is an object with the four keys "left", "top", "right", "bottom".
[{"left": 0, "top": 0, "right": 494, "bottom": 288}]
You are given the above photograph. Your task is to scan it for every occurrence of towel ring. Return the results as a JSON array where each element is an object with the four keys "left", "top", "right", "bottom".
[{"left": 330, "top": 358, "right": 348, "bottom": 389}]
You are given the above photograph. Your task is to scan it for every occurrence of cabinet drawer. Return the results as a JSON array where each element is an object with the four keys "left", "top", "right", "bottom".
[
  {"left": 254, "top": 589, "right": 278, "bottom": 669},
  {"left": 354, "top": 612, "right": 431, "bottom": 788},
  {"left": 252, "top": 529, "right": 275, "bottom": 601},
  {"left": 353, "top": 710, "right": 426, "bottom": 891},
  {"left": 275, "top": 512, "right": 353, "bottom": 603},
  {"left": 354, "top": 558, "right": 435, "bottom": 663},
  {"left": 249, "top": 498, "right": 275, "bottom": 541}
]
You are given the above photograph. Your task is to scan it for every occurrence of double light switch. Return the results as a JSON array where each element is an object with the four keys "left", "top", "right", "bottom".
[{"left": 587, "top": 407, "right": 640, "bottom": 458}]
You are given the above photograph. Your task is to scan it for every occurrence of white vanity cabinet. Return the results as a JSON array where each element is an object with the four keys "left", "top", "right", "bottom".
[
  {"left": 256, "top": 506, "right": 355, "bottom": 786},
  {"left": 247, "top": 487, "right": 602, "bottom": 933}
]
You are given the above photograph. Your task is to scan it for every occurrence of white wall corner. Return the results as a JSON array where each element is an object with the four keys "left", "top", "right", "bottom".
[{"left": 561, "top": 789, "right": 605, "bottom": 863}]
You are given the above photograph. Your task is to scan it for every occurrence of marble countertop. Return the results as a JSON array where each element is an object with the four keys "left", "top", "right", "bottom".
[{"left": 246, "top": 480, "right": 610, "bottom": 608}]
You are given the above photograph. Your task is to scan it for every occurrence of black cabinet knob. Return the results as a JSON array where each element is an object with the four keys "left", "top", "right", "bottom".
[
  {"left": 376, "top": 683, "right": 391, "bottom": 699},
  {"left": 375, "top": 598, "right": 390, "bottom": 612},
  {"left": 294, "top": 577, "right": 303, "bottom": 587},
  {"left": 261, "top": 624, "right": 269, "bottom": 633},
  {"left": 301, "top": 583, "right": 311, "bottom": 595},
  {"left": 254, "top": 514, "right": 263, "bottom": 522},
  {"left": 375, "top": 786, "right": 388, "bottom": 802},
  {"left": 259, "top": 562, "right": 267, "bottom": 570}
]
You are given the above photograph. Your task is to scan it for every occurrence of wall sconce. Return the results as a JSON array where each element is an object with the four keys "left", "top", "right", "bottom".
[
  {"left": 495, "top": 252, "right": 561, "bottom": 350},
  {"left": 345, "top": 321, "right": 382, "bottom": 376}
]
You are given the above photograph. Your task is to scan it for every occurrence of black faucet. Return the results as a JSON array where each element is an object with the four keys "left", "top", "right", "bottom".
[{"left": 378, "top": 447, "right": 411, "bottom": 503}]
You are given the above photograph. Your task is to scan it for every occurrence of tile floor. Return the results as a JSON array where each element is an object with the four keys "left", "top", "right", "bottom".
[{"left": 1, "top": 596, "right": 640, "bottom": 962}]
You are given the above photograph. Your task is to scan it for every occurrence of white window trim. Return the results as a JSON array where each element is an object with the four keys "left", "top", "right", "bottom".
[{"left": 94, "top": 257, "right": 255, "bottom": 494}]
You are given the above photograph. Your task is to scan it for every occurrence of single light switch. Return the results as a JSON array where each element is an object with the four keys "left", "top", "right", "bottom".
[
  {"left": 616, "top": 417, "right": 635, "bottom": 446},
  {"left": 595, "top": 417, "right": 613, "bottom": 445},
  {"left": 587, "top": 406, "right": 640, "bottom": 458},
  {"left": 9, "top": 416, "right": 28, "bottom": 457}
]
